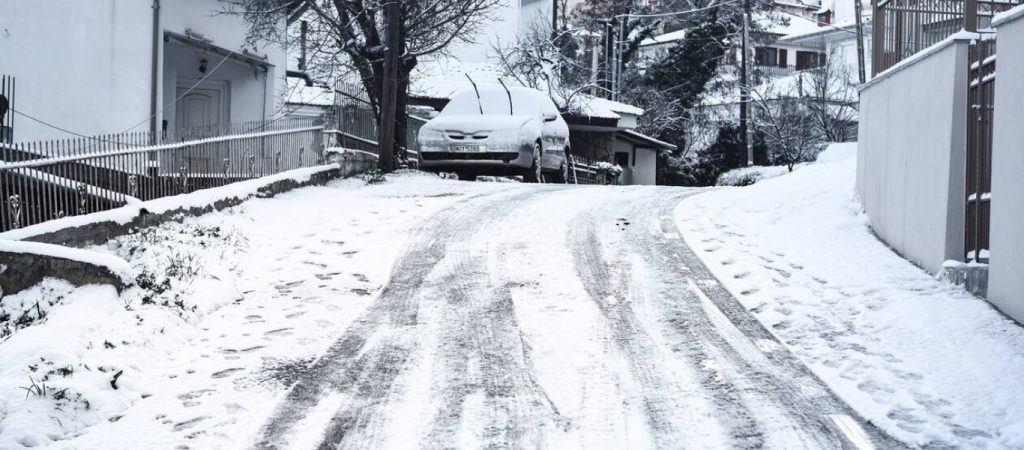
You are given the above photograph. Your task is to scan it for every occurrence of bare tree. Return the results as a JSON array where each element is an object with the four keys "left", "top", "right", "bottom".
[
  {"left": 751, "top": 88, "right": 821, "bottom": 171},
  {"left": 492, "top": 23, "right": 596, "bottom": 113},
  {"left": 800, "top": 54, "right": 859, "bottom": 143},
  {"left": 222, "top": 0, "right": 502, "bottom": 159}
]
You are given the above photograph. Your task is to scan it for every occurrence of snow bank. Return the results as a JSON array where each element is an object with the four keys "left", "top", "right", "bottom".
[
  {"left": 816, "top": 142, "right": 858, "bottom": 163},
  {"left": 678, "top": 157, "right": 1024, "bottom": 447},
  {"left": 716, "top": 166, "right": 792, "bottom": 186}
]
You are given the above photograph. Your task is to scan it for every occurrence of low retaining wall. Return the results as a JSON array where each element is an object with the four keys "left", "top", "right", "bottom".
[{"left": 0, "top": 149, "right": 378, "bottom": 293}]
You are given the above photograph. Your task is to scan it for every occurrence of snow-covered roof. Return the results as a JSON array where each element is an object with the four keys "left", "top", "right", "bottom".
[
  {"left": 568, "top": 94, "right": 645, "bottom": 120},
  {"left": 757, "top": 11, "right": 824, "bottom": 37},
  {"left": 640, "top": 29, "right": 687, "bottom": 47},
  {"left": 284, "top": 78, "right": 334, "bottom": 107},
  {"left": 410, "top": 58, "right": 644, "bottom": 120},
  {"left": 409, "top": 59, "right": 511, "bottom": 101}
]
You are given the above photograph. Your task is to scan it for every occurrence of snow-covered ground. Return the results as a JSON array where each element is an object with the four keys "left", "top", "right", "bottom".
[
  {"left": 0, "top": 173, "right": 508, "bottom": 449},
  {"left": 678, "top": 147, "right": 1024, "bottom": 448}
]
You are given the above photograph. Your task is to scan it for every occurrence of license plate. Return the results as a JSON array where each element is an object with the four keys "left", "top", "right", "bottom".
[{"left": 451, "top": 145, "right": 485, "bottom": 153}]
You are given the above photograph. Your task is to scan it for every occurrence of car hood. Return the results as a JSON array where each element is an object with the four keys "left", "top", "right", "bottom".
[{"left": 422, "top": 115, "right": 535, "bottom": 134}]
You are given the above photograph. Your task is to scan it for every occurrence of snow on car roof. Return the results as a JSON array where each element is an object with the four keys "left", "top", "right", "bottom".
[{"left": 410, "top": 58, "right": 644, "bottom": 120}]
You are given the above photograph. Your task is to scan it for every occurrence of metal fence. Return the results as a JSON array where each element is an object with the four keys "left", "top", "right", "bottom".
[
  {"left": 872, "top": 0, "right": 1019, "bottom": 75},
  {"left": 0, "top": 118, "right": 325, "bottom": 232},
  {"left": 1, "top": 75, "right": 13, "bottom": 144},
  {"left": 965, "top": 38, "right": 996, "bottom": 262},
  {"left": 570, "top": 155, "right": 602, "bottom": 185}
]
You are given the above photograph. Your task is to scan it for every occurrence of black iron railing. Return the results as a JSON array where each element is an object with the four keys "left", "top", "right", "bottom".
[
  {"left": 0, "top": 118, "right": 327, "bottom": 232},
  {"left": 872, "top": 0, "right": 1019, "bottom": 75}
]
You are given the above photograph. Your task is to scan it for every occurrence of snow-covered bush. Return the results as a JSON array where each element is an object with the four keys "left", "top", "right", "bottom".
[
  {"left": 716, "top": 165, "right": 791, "bottom": 187},
  {"left": 595, "top": 162, "right": 623, "bottom": 177}
]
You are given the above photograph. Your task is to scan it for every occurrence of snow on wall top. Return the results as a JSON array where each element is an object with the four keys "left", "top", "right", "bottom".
[
  {"left": 993, "top": 3, "right": 1024, "bottom": 27},
  {"left": 0, "top": 240, "right": 133, "bottom": 280}
]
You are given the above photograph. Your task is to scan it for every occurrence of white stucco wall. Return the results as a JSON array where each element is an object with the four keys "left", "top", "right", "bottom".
[
  {"left": 856, "top": 38, "right": 969, "bottom": 274},
  {"left": 632, "top": 147, "right": 657, "bottom": 185},
  {"left": 988, "top": 11, "right": 1024, "bottom": 323},
  {"left": 0, "top": 0, "right": 154, "bottom": 142},
  {"left": 0, "top": 0, "right": 285, "bottom": 143}
]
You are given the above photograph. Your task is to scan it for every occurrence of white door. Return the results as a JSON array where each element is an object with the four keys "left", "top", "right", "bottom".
[{"left": 175, "top": 82, "right": 230, "bottom": 174}]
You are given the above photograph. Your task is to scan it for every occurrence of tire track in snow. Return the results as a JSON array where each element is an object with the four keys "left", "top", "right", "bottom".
[
  {"left": 253, "top": 188, "right": 537, "bottom": 449},
  {"left": 569, "top": 190, "right": 755, "bottom": 448},
  {"left": 630, "top": 191, "right": 902, "bottom": 449}
]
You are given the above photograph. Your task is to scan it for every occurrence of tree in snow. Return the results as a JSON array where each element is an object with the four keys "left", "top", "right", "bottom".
[
  {"left": 751, "top": 90, "right": 821, "bottom": 172},
  {"left": 799, "top": 54, "right": 859, "bottom": 143},
  {"left": 492, "top": 23, "right": 594, "bottom": 113},
  {"left": 223, "top": 0, "right": 502, "bottom": 161}
]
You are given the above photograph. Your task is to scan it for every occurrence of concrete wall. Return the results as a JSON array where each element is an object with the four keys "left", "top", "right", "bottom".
[
  {"left": 856, "top": 38, "right": 969, "bottom": 274},
  {"left": 0, "top": 0, "right": 285, "bottom": 142},
  {"left": 989, "top": 11, "right": 1024, "bottom": 323}
]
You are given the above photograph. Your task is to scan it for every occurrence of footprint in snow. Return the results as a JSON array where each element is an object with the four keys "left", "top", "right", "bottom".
[
  {"left": 173, "top": 416, "right": 210, "bottom": 432},
  {"left": 211, "top": 368, "right": 245, "bottom": 379}
]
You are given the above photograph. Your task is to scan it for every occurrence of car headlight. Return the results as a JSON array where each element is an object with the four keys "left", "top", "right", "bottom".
[{"left": 418, "top": 128, "right": 445, "bottom": 144}]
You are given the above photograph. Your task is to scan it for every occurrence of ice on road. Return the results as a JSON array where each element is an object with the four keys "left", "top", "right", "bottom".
[{"left": 20, "top": 174, "right": 899, "bottom": 449}]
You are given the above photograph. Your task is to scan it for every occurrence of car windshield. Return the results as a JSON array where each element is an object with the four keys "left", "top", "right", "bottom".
[{"left": 441, "top": 87, "right": 545, "bottom": 117}]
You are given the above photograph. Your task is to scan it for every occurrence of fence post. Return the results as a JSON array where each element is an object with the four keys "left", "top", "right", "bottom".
[{"left": 965, "top": 0, "right": 978, "bottom": 32}]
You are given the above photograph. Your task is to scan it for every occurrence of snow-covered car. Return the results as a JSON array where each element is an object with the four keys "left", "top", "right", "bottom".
[{"left": 417, "top": 86, "right": 571, "bottom": 182}]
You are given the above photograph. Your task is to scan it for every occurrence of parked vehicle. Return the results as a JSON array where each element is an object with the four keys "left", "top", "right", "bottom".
[{"left": 417, "top": 86, "right": 570, "bottom": 182}]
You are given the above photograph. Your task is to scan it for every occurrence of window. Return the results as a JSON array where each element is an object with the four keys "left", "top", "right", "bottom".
[
  {"left": 778, "top": 49, "right": 788, "bottom": 68},
  {"left": 615, "top": 152, "right": 630, "bottom": 168},
  {"left": 756, "top": 47, "right": 778, "bottom": 66},
  {"left": 796, "top": 51, "right": 825, "bottom": 70}
]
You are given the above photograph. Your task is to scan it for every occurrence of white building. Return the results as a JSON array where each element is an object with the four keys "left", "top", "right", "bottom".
[
  {"left": 0, "top": 0, "right": 287, "bottom": 143},
  {"left": 781, "top": 0, "right": 873, "bottom": 83}
]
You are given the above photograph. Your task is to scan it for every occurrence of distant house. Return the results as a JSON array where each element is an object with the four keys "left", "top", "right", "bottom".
[
  {"left": 407, "top": 60, "right": 674, "bottom": 185},
  {"left": 0, "top": 0, "right": 289, "bottom": 143}
]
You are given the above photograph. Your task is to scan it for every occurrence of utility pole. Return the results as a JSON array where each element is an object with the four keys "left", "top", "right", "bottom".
[
  {"left": 854, "top": 0, "right": 867, "bottom": 84},
  {"left": 612, "top": 15, "right": 626, "bottom": 101},
  {"left": 741, "top": 0, "right": 754, "bottom": 166},
  {"left": 378, "top": 0, "right": 401, "bottom": 173}
]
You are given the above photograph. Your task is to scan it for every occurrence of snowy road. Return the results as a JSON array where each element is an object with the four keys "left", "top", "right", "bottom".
[{"left": 245, "top": 183, "right": 901, "bottom": 449}]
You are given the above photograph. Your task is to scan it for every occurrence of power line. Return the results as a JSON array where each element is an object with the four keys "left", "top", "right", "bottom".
[{"left": 615, "top": 0, "right": 742, "bottom": 19}]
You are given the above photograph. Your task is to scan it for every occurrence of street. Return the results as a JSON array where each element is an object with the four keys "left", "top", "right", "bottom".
[{"left": 233, "top": 183, "right": 899, "bottom": 449}]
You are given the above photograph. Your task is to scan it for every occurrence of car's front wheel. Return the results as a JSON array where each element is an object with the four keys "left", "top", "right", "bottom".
[{"left": 524, "top": 143, "right": 542, "bottom": 183}]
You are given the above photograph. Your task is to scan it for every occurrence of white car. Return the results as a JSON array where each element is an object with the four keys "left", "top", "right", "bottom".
[{"left": 417, "top": 86, "right": 571, "bottom": 182}]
